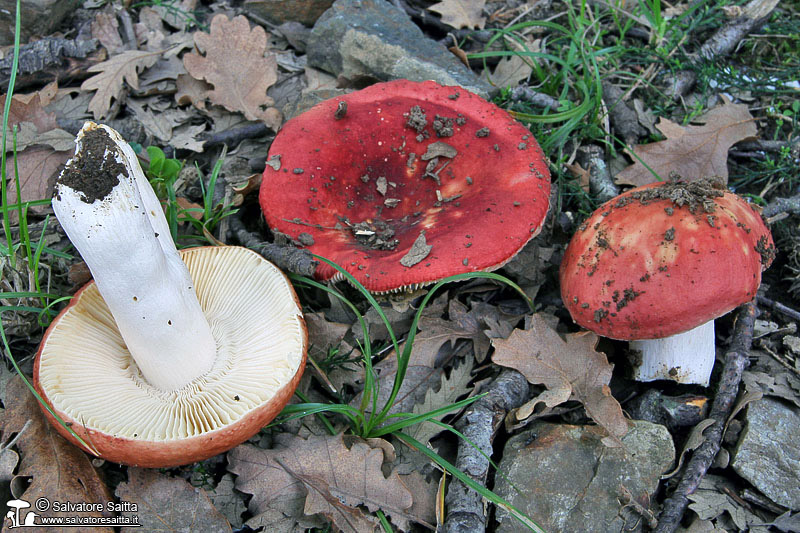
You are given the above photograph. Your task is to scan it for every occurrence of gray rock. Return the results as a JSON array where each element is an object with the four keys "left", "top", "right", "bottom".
[
  {"left": 495, "top": 421, "right": 675, "bottom": 533},
  {"left": 307, "top": 0, "right": 492, "bottom": 97},
  {"left": 731, "top": 397, "right": 800, "bottom": 509}
]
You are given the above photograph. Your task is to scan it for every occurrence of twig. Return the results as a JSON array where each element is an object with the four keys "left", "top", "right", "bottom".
[
  {"left": 117, "top": 7, "right": 137, "bottom": 50},
  {"left": 654, "top": 301, "right": 757, "bottom": 533},
  {"left": 762, "top": 193, "right": 800, "bottom": 220},
  {"left": 0, "top": 37, "right": 99, "bottom": 91},
  {"left": 576, "top": 145, "right": 620, "bottom": 203},
  {"left": 227, "top": 215, "right": 318, "bottom": 277},
  {"left": 444, "top": 369, "right": 529, "bottom": 533},
  {"left": 757, "top": 294, "right": 800, "bottom": 323},
  {"left": 664, "top": 0, "right": 779, "bottom": 98},
  {"left": 733, "top": 138, "right": 800, "bottom": 153},
  {"left": 602, "top": 81, "right": 646, "bottom": 145},
  {"left": 508, "top": 86, "right": 561, "bottom": 110}
]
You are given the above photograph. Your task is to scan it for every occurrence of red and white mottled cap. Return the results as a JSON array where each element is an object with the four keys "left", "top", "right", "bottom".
[
  {"left": 260, "top": 79, "right": 550, "bottom": 293},
  {"left": 560, "top": 179, "right": 775, "bottom": 340}
]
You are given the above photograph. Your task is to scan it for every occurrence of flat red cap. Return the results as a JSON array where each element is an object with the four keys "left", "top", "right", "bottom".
[
  {"left": 259, "top": 79, "right": 550, "bottom": 292},
  {"left": 560, "top": 178, "right": 775, "bottom": 340}
]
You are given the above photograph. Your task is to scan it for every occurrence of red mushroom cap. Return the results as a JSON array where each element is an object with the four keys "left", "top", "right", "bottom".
[
  {"left": 560, "top": 178, "right": 775, "bottom": 340},
  {"left": 259, "top": 79, "right": 550, "bottom": 293}
]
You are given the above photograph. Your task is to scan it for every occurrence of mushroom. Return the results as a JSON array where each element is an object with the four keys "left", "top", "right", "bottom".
[
  {"left": 560, "top": 178, "right": 774, "bottom": 386},
  {"left": 34, "top": 123, "right": 307, "bottom": 467},
  {"left": 260, "top": 79, "right": 551, "bottom": 293}
]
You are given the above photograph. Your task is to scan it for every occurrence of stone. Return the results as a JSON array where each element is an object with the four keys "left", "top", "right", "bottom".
[
  {"left": 731, "top": 397, "right": 800, "bottom": 509},
  {"left": 282, "top": 89, "right": 349, "bottom": 120},
  {"left": 243, "top": 0, "right": 334, "bottom": 27},
  {"left": 0, "top": 0, "right": 81, "bottom": 46},
  {"left": 495, "top": 421, "right": 675, "bottom": 533},
  {"left": 307, "top": 0, "right": 492, "bottom": 97}
]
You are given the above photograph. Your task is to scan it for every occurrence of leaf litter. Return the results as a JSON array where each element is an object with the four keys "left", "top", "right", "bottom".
[{"left": 4, "top": 0, "right": 800, "bottom": 531}]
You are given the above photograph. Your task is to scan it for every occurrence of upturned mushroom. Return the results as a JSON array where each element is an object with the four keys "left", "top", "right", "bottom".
[
  {"left": 34, "top": 122, "right": 307, "bottom": 467},
  {"left": 259, "top": 79, "right": 551, "bottom": 293},
  {"left": 560, "top": 177, "right": 774, "bottom": 386}
]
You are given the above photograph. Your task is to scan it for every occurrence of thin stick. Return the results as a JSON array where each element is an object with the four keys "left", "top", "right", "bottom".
[
  {"left": 654, "top": 301, "right": 757, "bottom": 533},
  {"left": 757, "top": 294, "right": 800, "bottom": 323},
  {"left": 444, "top": 369, "right": 529, "bottom": 533}
]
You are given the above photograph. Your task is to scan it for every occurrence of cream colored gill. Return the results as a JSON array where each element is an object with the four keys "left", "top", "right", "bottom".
[{"left": 37, "top": 247, "right": 305, "bottom": 441}]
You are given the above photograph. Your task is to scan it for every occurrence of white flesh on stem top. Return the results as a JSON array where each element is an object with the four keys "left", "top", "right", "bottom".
[
  {"left": 629, "top": 320, "right": 715, "bottom": 386},
  {"left": 52, "top": 122, "right": 216, "bottom": 391}
]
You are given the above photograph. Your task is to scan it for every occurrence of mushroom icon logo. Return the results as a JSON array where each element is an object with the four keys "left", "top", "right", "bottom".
[{"left": 5, "top": 499, "right": 38, "bottom": 528}]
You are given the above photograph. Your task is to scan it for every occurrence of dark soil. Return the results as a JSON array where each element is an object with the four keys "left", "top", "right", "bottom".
[{"left": 57, "top": 128, "right": 126, "bottom": 203}]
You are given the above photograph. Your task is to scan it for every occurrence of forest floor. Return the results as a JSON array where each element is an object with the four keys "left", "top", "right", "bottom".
[{"left": 1, "top": 0, "right": 800, "bottom": 532}]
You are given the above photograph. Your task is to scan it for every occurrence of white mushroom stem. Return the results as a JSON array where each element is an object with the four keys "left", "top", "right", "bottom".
[
  {"left": 53, "top": 123, "right": 216, "bottom": 391},
  {"left": 630, "top": 320, "right": 716, "bottom": 386}
]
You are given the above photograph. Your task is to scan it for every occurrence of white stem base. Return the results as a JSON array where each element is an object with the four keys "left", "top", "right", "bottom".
[{"left": 630, "top": 321, "right": 716, "bottom": 386}]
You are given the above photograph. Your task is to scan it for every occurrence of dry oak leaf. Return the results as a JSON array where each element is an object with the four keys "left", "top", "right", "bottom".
[
  {"left": 116, "top": 468, "right": 231, "bottom": 531},
  {"left": 183, "top": 14, "right": 282, "bottom": 130},
  {"left": 1, "top": 376, "right": 114, "bottom": 531},
  {"left": 80, "top": 49, "right": 162, "bottom": 119},
  {"left": 405, "top": 357, "right": 474, "bottom": 446},
  {"left": 428, "top": 0, "right": 487, "bottom": 29},
  {"left": 229, "top": 433, "right": 414, "bottom": 533},
  {"left": 492, "top": 314, "right": 629, "bottom": 445},
  {"left": 616, "top": 102, "right": 757, "bottom": 186},
  {"left": 5, "top": 146, "right": 71, "bottom": 207}
]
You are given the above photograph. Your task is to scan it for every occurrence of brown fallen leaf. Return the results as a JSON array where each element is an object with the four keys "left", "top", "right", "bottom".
[
  {"left": 183, "top": 14, "right": 282, "bottom": 130},
  {"left": 229, "top": 433, "right": 414, "bottom": 533},
  {"left": 492, "top": 314, "right": 629, "bottom": 445},
  {"left": 92, "top": 10, "right": 125, "bottom": 55},
  {"left": 81, "top": 49, "right": 162, "bottom": 119},
  {"left": 405, "top": 357, "right": 474, "bottom": 446},
  {"left": 5, "top": 146, "right": 71, "bottom": 205},
  {"left": 0, "top": 90, "right": 58, "bottom": 134},
  {"left": 615, "top": 102, "right": 757, "bottom": 186},
  {"left": 207, "top": 474, "right": 246, "bottom": 529},
  {"left": 1, "top": 376, "right": 113, "bottom": 531},
  {"left": 428, "top": 0, "right": 487, "bottom": 29},
  {"left": 116, "top": 468, "right": 231, "bottom": 531},
  {"left": 306, "top": 311, "right": 351, "bottom": 361},
  {"left": 399, "top": 231, "right": 432, "bottom": 267}
]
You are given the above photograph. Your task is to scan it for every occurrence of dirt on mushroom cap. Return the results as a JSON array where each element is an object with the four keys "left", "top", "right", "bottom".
[
  {"left": 259, "top": 80, "right": 551, "bottom": 293},
  {"left": 560, "top": 177, "right": 775, "bottom": 340}
]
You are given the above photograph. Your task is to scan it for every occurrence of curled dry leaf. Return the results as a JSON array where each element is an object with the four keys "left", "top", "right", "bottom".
[
  {"left": 661, "top": 418, "right": 716, "bottom": 479},
  {"left": 116, "top": 468, "right": 231, "bottom": 531},
  {"left": 616, "top": 102, "right": 757, "bottom": 186},
  {"left": 183, "top": 14, "right": 282, "bottom": 130},
  {"left": 229, "top": 433, "right": 415, "bottom": 533},
  {"left": 428, "top": 0, "right": 487, "bottom": 29},
  {"left": 492, "top": 314, "right": 629, "bottom": 444}
]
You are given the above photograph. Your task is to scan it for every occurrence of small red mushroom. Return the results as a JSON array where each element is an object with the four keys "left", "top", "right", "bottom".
[
  {"left": 560, "top": 177, "right": 775, "bottom": 386},
  {"left": 259, "top": 79, "right": 550, "bottom": 293}
]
